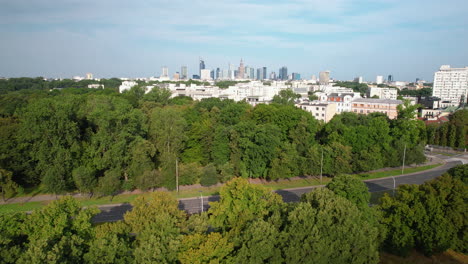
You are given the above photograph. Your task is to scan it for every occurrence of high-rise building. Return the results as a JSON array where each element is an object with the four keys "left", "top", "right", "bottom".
[
  {"left": 257, "top": 68, "right": 262, "bottom": 80},
  {"left": 238, "top": 59, "right": 245, "bottom": 79},
  {"left": 228, "top": 63, "right": 235, "bottom": 80},
  {"left": 161, "top": 66, "right": 169, "bottom": 78},
  {"left": 319, "top": 71, "right": 330, "bottom": 85},
  {"left": 199, "top": 58, "right": 206, "bottom": 77},
  {"left": 270, "top": 72, "right": 276, "bottom": 80},
  {"left": 250, "top": 68, "right": 255, "bottom": 80},
  {"left": 173, "top": 72, "right": 180, "bottom": 81},
  {"left": 354, "top": 76, "right": 363, "bottom": 83},
  {"left": 376, "top": 76, "right": 384, "bottom": 84},
  {"left": 181, "top": 66, "right": 188, "bottom": 80},
  {"left": 292, "top": 73, "right": 301, "bottom": 80},
  {"left": 200, "top": 69, "right": 211, "bottom": 80},
  {"left": 86, "top": 73, "right": 93, "bottom": 80},
  {"left": 279, "top": 66, "right": 288, "bottom": 80},
  {"left": 216, "top": 68, "right": 220, "bottom": 79},
  {"left": 387, "top": 75, "right": 393, "bottom": 83},
  {"left": 210, "top": 70, "right": 215, "bottom": 80},
  {"left": 245, "top": 66, "right": 251, "bottom": 79},
  {"left": 433, "top": 65, "right": 468, "bottom": 107},
  {"left": 262, "top": 67, "right": 267, "bottom": 80}
]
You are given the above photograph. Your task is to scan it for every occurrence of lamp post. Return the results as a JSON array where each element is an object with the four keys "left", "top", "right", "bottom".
[
  {"left": 320, "top": 147, "right": 324, "bottom": 184},
  {"left": 175, "top": 158, "right": 179, "bottom": 193},
  {"left": 401, "top": 143, "right": 407, "bottom": 175},
  {"left": 199, "top": 191, "right": 203, "bottom": 213}
]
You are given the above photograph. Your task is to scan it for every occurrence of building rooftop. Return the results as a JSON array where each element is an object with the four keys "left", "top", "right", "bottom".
[{"left": 353, "top": 98, "right": 402, "bottom": 104}]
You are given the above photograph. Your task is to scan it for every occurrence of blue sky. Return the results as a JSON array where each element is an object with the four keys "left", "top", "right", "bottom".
[{"left": 0, "top": 0, "right": 467, "bottom": 81}]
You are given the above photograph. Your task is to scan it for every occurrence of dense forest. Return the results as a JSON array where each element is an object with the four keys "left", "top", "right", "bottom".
[
  {"left": 0, "top": 78, "right": 466, "bottom": 198},
  {"left": 0, "top": 166, "right": 466, "bottom": 263},
  {"left": 0, "top": 82, "right": 430, "bottom": 196}
]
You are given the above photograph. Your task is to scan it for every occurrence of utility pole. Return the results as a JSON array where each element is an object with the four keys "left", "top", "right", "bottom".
[
  {"left": 401, "top": 143, "right": 407, "bottom": 175},
  {"left": 320, "top": 147, "right": 324, "bottom": 184},
  {"left": 175, "top": 158, "right": 179, "bottom": 193}
]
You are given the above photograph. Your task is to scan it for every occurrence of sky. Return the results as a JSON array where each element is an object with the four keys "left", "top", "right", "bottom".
[{"left": 0, "top": 0, "right": 467, "bottom": 82}]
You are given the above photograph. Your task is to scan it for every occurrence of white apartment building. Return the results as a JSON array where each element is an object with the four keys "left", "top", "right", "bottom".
[
  {"left": 200, "top": 69, "right": 212, "bottom": 80},
  {"left": 119, "top": 81, "right": 138, "bottom": 93},
  {"left": 433, "top": 65, "right": 468, "bottom": 108},
  {"left": 369, "top": 87, "right": 398, "bottom": 100},
  {"left": 376, "top": 76, "right": 384, "bottom": 84},
  {"left": 296, "top": 101, "right": 337, "bottom": 122},
  {"left": 316, "top": 91, "right": 361, "bottom": 113}
]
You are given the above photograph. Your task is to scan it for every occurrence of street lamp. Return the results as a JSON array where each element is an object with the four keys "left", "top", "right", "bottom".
[
  {"left": 199, "top": 191, "right": 203, "bottom": 213},
  {"left": 320, "top": 146, "right": 324, "bottom": 184},
  {"left": 175, "top": 157, "right": 179, "bottom": 193}
]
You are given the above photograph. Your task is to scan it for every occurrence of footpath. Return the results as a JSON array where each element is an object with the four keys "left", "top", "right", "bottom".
[{"left": 1, "top": 152, "right": 465, "bottom": 206}]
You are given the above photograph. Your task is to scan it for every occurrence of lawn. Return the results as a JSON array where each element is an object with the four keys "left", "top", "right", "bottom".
[
  {"left": 358, "top": 164, "right": 442, "bottom": 180},
  {"left": 380, "top": 250, "right": 467, "bottom": 264},
  {"left": 0, "top": 163, "right": 444, "bottom": 214}
]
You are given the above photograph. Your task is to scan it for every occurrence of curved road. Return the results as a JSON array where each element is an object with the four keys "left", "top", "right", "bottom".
[{"left": 92, "top": 154, "right": 465, "bottom": 223}]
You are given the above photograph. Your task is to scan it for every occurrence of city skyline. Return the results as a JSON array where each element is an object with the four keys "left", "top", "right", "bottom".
[{"left": 0, "top": 0, "right": 467, "bottom": 81}]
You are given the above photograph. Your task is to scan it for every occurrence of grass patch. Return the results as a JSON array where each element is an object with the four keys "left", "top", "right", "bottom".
[
  {"left": 432, "top": 152, "right": 457, "bottom": 156},
  {"left": 0, "top": 201, "right": 46, "bottom": 214},
  {"left": 359, "top": 164, "right": 442, "bottom": 180},
  {"left": 262, "top": 177, "right": 331, "bottom": 190}
]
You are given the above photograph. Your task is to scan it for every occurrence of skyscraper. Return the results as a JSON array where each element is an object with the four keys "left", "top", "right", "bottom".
[
  {"left": 245, "top": 66, "right": 251, "bottom": 79},
  {"left": 279, "top": 66, "right": 288, "bottom": 80},
  {"left": 199, "top": 58, "right": 205, "bottom": 77},
  {"left": 238, "top": 59, "right": 245, "bottom": 79},
  {"left": 161, "top": 66, "right": 169, "bottom": 77},
  {"left": 257, "top": 68, "right": 262, "bottom": 80},
  {"left": 262, "top": 67, "right": 267, "bottom": 80},
  {"left": 250, "top": 68, "right": 255, "bottom": 80},
  {"left": 292, "top": 73, "right": 301, "bottom": 80},
  {"left": 216, "top": 68, "right": 220, "bottom": 80},
  {"left": 181, "top": 66, "right": 188, "bottom": 80},
  {"left": 319, "top": 71, "right": 330, "bottom": 85},
  {"left": 387, "top": 75, "right": 393, "bottom": 83},
  {"left": 270, "top": 72, "right": 276, "bottom": 80}
]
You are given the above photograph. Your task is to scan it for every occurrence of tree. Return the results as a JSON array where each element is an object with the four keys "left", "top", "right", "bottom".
[
  {"left": 18, "top": 197, "right": 99, "bottom": 263},
  {"left": 283, "top": 188, "right": 380, "bottom": 264},
  {"left": 200, "top": 163, "right": 219, "bottom": 186},
  {"left": 0, "top": 168, "right": 19, "bottom": 201},
  {"left": 234, "top": 219, "right": 283, "bottom": 264},
  {"left": 142, "top": 87, "right": 172, "bottom": 105},
  {"left": 72, "top": 166, "right": 97, "bottom": 195},
  {"left": 95, "top": 168, "right": 121, "bottom": 198},
  {"left": 326, "top": 174, "right": 370, "bottom": 209},
  {"left": 178, "top": 233, "right": 234, "bottom": 264},
  {"left": 84, "top": 222, "right": 134, "bottom": 264},
  {"left": 18, "top": 96, "right": 83, "bottom": 194},
  {"left": 271, "top": 89, "right": 300, "bottom": 105},
  {"left": 397, "top": 99, "right": 420, "bottom": 119},
  {"left": 149, "top": 107, "right": 187, "bottom": 189},
  {"left": 208, "top": 178, "right": 284, "bottom": 232},
  {"left": 124, "top": 192, "right": 185, "bottom": 263},
  {"left": 0, "top": 213, "right": 26, "bottom": 263},
  {"left": 446, "top": 164, "right": 468, "bottom": 184}
]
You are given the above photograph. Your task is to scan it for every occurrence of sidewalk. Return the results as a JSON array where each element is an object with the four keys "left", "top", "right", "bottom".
[{"left": 0, "top": 154, "right": 449, "bottom": 206}]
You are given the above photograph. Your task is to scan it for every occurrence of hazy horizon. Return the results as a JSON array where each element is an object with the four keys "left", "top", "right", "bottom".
[{"left": 1, "top": 0, "right": 467, "bottom": 82}]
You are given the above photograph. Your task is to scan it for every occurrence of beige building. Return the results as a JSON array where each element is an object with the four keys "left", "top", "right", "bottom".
[
  {"left": 351, "top": 98, "right": 402, "bottom": 119},
  {"left": 297, "top": 101, "right": 337, "bottom": 122}
]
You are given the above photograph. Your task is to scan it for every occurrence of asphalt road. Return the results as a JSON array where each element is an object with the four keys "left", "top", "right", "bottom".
[{"left": 92, "top": 157, "right": 463, "bottom": 223}]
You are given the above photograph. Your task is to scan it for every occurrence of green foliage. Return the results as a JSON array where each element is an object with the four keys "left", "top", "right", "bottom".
[
  {"left": 446, "top": 164, "right": 468, "bottom": 184},
  {"left": 200, "top": 163, "right": 219, "bottom": 186},
  {"left": 284, "top": 188, "right": 380, "bottom": 264},
  {"left": 398, "top": 88, "right": 432, "bottom": 97},
  {"left": 334, "top": 81, "right": 369, "bottom": 95},
  {"left": 379, "top": 174, "right": 467, "bottom": 256},
  {"left": 0, "top": 169, "right": 19, "bottom": 201},
  {"left": 271, "top": 89, "right": 300, "bottom": 105},
  {"left": 326, "top": 174, "right": 370, "bottom": 208},
  {"left": 142, "top": 87, "right": 172, "bottom": 105},
  {"left": 178, "top": 232, "right": 234, "bottom": 264},
  {"left": 18, "top": 196, "right": 99, "bottom": 263},
  {"left": 208, "top": 178, "right": 284, "bottom": 232}
]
